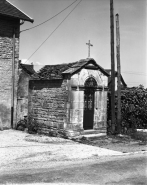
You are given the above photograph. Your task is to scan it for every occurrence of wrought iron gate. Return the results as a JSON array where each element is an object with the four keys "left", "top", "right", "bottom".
[{"left": 83, "top": 77, "right": 97, "bottom": 130}]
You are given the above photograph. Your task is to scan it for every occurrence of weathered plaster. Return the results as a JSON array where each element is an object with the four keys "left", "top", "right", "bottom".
[{"left": 68, "top": 67, "right": 108, "bottom": 132}]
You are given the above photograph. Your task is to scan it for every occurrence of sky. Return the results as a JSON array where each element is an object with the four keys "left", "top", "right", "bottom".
[{"left": 9, "top": 0, "right": 146, "bottom": 87}]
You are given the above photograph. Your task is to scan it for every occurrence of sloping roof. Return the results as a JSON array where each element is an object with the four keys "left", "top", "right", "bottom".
[
  {"left": 19, "top": 63, "right": 36, "bottom": 75},
  {"left": 105, "top": 69, "right": 127, "bottom": 87},
  {"left": 0, "top": 0, "right": 34, "bottom": 23},
  {"left": 32, "top": 58, "right": 110, "bottom": 80}
]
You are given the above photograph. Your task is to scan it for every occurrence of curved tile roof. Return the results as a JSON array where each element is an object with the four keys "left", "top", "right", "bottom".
[{"left": 32, "top": 58, "right": 110, "bottom": 80}]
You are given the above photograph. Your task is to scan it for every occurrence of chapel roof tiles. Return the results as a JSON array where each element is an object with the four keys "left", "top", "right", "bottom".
[
  {"left": 32, "top": 58, "right": 110, "bottom": 80},
  {"left": 0, "top": 0, "right": 34, "bottom": 23}
]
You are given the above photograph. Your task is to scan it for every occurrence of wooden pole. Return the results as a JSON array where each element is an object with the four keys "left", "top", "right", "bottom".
[
  {"left": 110, "top": 0, "right": 116, "bottom": 133},
  {"left": 116, "top": 14, "right": 121, "bottom": 134},
  {"left": 11, "top": 29, "right": 15, "bottom": 129}
]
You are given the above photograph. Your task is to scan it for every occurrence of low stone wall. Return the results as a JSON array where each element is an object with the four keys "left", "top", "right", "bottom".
[
  {"left": 28, "top": 79, "right": 69, "bottom": 135},
  {"left": 36, "top": 125, "right": 68, "bottom": 138}
]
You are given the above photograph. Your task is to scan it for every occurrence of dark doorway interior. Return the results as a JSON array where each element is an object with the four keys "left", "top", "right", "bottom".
[
  {"left": 83, "top": 77, "right": 97, "bottom": 130},
  {"left": 83, "top": 89, "right": 95, "bottom": 130}
]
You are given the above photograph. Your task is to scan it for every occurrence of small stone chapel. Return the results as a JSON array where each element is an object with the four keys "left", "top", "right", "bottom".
[{"left": 28, "top": 58, "right": 109, "bottom": 137}]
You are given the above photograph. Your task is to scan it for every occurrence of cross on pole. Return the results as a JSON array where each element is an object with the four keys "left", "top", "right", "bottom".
[{"left": 86, "top": 40, "right": 93, "bottom": 58}]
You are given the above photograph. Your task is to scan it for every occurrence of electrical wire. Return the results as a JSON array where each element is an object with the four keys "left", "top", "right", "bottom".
[
  {"left": 127, "top": 81, "right": 145, "bottom": 84},
  {"left": 26, "top": 0, "right": 82, "bottom": 62},
  {"left": 122, "top": 71, "right": 147, "bottom": 76},
  {"left": 127, "top": 82, "right": 144, "bottom": 84},
  {"left": 20, "top": 0, "right": 78, "bottom": 33},
  {"left": 122, "top": 70, "right": 146, "bottom": 74},
  {"left": 127, "top": 82, "right": 146, "bottom": 84}
]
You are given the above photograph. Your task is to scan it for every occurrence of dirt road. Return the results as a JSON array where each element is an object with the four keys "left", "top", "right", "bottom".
[
  {"left": 0, "top": 153, "right": 146, "bottom": 185},
  {"left": 0, "top": 130, "right": 147, "bottom": 184}
]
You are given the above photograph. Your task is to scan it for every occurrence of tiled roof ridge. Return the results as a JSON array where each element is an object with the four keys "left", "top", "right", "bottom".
[
  {"left": 31, "top": 58, "right": 110, "bottom": 80},
  {"left": 31, "top": 58, "right": 91, "bottom": 80},
  {"left": 39, "top": 58, "right": 93, "bottom": 68}
]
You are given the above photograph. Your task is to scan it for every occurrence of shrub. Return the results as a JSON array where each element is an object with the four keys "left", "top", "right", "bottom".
[{"left": 107, "top": 85, "right": 147, "bottom": 134}]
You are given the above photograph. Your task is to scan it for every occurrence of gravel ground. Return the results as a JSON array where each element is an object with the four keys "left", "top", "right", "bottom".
[
  {"left": 0, "top": 130, "right": 123, "bottom": 168},
  {"left": 0, "top": 130, "right": 146, "bottom": 185},
  {"left": 84, "top": 136, "right": 147, "bottom": 153},
  {"left": 77, "top": 132, "right": 147, "bottom": 153}
]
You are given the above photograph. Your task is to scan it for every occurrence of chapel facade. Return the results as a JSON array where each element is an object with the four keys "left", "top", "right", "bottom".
[{"left": 28, "top": 58, "right": 109, "bottom": 137}]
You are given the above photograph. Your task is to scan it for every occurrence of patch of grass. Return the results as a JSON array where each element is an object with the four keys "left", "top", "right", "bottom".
[{"left": 76, "top": 133, "right": 147, "bottom": 153}]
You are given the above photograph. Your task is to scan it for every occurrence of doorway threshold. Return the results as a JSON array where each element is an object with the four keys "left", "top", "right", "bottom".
[
  {"left": 82, "top": 129, "right": 106, "bottom": 134},
  {"left": 81, "top": 129, "right": 106, "bottom": 138},
  {"left": 83, "top": 133, "right": 106, "bottom": 139}
]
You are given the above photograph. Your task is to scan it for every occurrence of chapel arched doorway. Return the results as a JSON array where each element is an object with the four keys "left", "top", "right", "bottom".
[{"left": 83, "top": 77, "right": 97, "bottom": 130}]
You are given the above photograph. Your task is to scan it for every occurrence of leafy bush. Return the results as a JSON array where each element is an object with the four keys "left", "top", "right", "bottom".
[{"left": 107, "top": 85, "right": 147, "bottom": 134}]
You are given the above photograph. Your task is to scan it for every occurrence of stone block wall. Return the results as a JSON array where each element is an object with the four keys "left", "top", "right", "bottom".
[
  {"left": 93, "top": 90, "right": 107, "bottom": 132},
  {"left": 68, "top": 89, "right": 84, "bottom": 131},
  {"left": 68, "top": 88, "right": 107, "bottom": 133},
  {"left": 28, "top": 79, "right": 69, "bottom": 136},
  {"left": 0, "top": 15, "right": 20, "bottom": 128}
]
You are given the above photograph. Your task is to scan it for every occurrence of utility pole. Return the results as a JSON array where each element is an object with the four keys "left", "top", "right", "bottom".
[
  {"left": 116, "top": 14, "right": 121, "bottom": 134},
  {"left": 11, "top": 29, "right": 15, "bottom": 129},
  {"left": 110, "top": 0, "right": 115, "bottom": 133}
]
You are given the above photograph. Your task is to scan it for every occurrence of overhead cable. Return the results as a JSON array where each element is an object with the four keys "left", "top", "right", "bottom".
[
  {"left": 20, "top": 0, "right": 78, "bottom": 33},
  {"left": 122, "top": 71, "right": 147, "bottom": 76},
  {"left": 26, "top": 0, "right": 82, "bottom": 62},
  {"left": 127, "top": 82, "right": 145, "bottom": 84}
]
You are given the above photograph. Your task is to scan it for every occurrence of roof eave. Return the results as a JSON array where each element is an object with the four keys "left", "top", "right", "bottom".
[
  {"left": 88, "top": 59, "right": 110, "bottom": 77},
  {"left": 21, "top": 18, "right": 34, "bottom": 23},
  {"left": 62, "top": 59, "right": 110, "bottom": 77},
  {"left": 0, "top": 13, "right": 34, "bottom": 23},
  {"left": 96, "top": 66, "right": 110, "bottom": 77},
  {"left": 6, "top": 0, "right": 34, "bottom": 23}
]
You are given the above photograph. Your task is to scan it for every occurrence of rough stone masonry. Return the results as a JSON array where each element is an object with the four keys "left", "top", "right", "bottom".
[
  {"left": 0, "top": 15, "right": 20, "bottom": 129},
  {"left": 0, "top": 0, "right": 33, "bottom": 129}
]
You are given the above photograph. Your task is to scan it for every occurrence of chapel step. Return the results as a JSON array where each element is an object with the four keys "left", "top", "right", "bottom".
[
  {"left": 82, "top": 133, "right": 106, "bottom": 139},
  {"left": 81, "top": 129, "right": 106, "bottom": 135},
  {"left": 81, "top": 129, "right": 106, "bottom": 139}
]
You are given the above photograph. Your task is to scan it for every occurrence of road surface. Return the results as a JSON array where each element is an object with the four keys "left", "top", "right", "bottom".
[{"left": 0, "top": 153, "right": 146, "bottom": 185}]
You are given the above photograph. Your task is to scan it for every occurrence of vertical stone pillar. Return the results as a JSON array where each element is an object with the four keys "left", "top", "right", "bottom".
[{"left": 0, "top": 18, "right": 20, "bottom": 128}]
